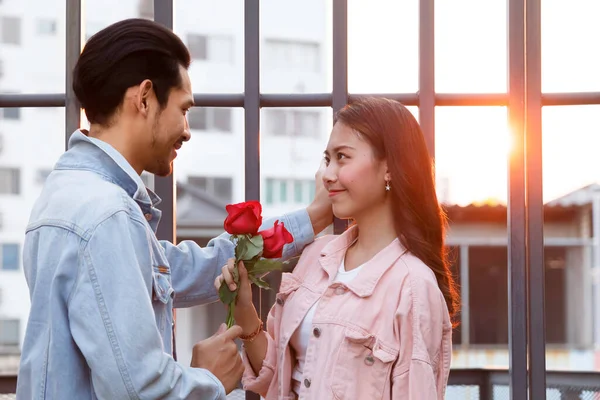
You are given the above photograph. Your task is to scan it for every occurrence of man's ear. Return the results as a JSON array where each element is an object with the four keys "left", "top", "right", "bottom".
[{"left": 136, "top": 79, "right": 154, "bottom": 117}]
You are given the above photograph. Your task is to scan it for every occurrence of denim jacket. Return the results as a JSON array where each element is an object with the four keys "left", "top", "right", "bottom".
[{"left": 16, "top": 130, "right": 315, "bottom": 400}]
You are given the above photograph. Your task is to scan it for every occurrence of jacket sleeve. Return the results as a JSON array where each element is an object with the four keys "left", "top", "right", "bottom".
[
  {"left": 390, "top": 273, "right": 452, "bottom": 399},
  {"left": 162, "top": 208, "right": 315, "bottom": 308},
  {"left": 68, "top": 211, "right": 226, "bottom": 400}
]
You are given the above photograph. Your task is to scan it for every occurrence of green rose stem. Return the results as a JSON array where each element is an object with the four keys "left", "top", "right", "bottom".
[{"left": 218, "top": 234, "right": 287, "bottom": 328}]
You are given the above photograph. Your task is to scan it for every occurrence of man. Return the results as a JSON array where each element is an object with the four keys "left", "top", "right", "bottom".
[{"left": 16, "top": 18, "right": 332, "bottom": 399}]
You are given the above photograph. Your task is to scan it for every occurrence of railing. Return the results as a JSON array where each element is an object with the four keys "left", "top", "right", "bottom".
[{"left": 3, "top": 369, "right": 600, "bottom": 399}]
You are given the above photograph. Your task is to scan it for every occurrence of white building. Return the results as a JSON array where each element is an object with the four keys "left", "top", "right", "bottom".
[{"left": 0, "top": 0, "right": 330, "bottom": 372}]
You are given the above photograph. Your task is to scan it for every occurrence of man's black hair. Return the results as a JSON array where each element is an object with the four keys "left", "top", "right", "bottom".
[{"left": 73, "top": 18, "right": 191, "bottom": 125}]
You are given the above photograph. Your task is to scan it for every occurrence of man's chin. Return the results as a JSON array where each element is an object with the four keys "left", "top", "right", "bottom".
[{"left": 148, "top": 162, "right": 173, "bottom": 178}]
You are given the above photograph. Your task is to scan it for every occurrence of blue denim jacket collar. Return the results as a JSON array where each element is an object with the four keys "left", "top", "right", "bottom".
[{"left": 57, "top": 129, "right": 161, "bottom": 209}]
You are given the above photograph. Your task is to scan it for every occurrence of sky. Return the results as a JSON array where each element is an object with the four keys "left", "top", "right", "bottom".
[{"left": 346, "top": 0, "right": 600, "bottom": 206}]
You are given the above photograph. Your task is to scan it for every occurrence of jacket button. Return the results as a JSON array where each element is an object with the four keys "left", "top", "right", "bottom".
[
  {"left": 304, "top": 378, "right": 311, "bottom": 388},
  {"left": 276, "top": 298, "right": 284, "bottom": 306},
  {"left": 144, "top": 213, "right": 153, "bottom": 221},
  {"left": 313, "top": 327, "right": 321, "bottom": 338},
  {"left": 364, "top": 355, "right": 375, "bottom": 366},
  {"left": 335, "top": 286, "right": 346, "bottom": 295}
]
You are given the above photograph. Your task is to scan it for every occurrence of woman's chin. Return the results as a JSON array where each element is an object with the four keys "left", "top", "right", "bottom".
[{"left": 332, "top": 206, "right": 353, "bottom": 221}]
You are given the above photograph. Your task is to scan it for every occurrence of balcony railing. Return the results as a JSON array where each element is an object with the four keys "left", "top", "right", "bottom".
[{"left": 3, "top": 369, "right": 600, "bottom": 399}]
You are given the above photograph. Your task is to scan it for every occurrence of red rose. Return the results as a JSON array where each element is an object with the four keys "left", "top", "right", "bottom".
[
  {"left": 224, "top": 201, "right": 263, "bottom": 235},
  {"left": 259, "top": 220, "right": 294, "bottom": 259}
]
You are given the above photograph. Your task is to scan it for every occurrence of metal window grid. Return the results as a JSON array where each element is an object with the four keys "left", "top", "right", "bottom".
[{"left": 2, "top": 0, "right": 600, "bottom": 399}]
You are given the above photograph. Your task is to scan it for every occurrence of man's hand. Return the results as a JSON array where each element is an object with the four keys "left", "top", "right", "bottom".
[
  {"left": 191, "top": 324, "right": 244, "bottom": 394},
  {"left": 306, "top": 160, "right": 334, "bottom": 235}
]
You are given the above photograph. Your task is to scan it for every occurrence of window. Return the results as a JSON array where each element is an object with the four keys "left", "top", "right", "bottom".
[
  {"left": 138, "top": 0, "right": 154, "bottom": 20},
  {"left": 1, "top": 243, "right": 19, "bottom": 271},
  {"left": 279, "top": 181, "right": 288, "bottom": 203},
  {"left": 1, "top": 17, "right": 21, "bottom": 45},
  {"left": 266, "top": 179, "right": 275, "bottom": 204},
  {"left": 1, "top": 107, "right": 21, "bottom": 120},
  {"left": 36, "top": 169, "right": 52, "bottom": 184},
  {"left": 187, "top": 34, "right": 234, "bottom": 63},
  {"left": 294, "top": 181, "right": 303, "bottom": 203},
  {"left": 0, "top": 168, "right": 20, "bottom": 194},
  {"left": 187, "top": 108, "right": 232, "bottom": 133},
  {"left": 263, "top": 110, "right": 320, "bottom": 137},
  {"left": 265, "top": 179, "right": 314, "bottom": 205},
  {"left": 0, "top": 319, "right": 19, "bottom": 347},
  {"left": 466, "top": 245, "right": 568, "bottom": 345},
  {"left": 264, "top": 39, "right": 320, "bottom": 72},
  {"left": 188, "top": 176, "right": 233, "bottom": 203},
  {"left": 36, "top": 19, "right": 57, "bottom": 35}
]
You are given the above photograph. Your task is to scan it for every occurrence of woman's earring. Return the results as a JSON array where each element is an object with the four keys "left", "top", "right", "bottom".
[{"left": 385, "top": 180, "right": 391, "bottom": 191}]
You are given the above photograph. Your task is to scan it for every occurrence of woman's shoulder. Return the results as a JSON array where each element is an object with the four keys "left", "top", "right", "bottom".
[
  {"left": 304, "top": 233, "right": 338, "bottom": 254},
  {"left": 289, "top": 234, "right": 338, "bottom": 278}
]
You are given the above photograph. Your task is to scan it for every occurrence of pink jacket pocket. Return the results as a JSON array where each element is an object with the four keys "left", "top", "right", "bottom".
[{"left": 330, "top": 329, "right": 399, "bottom": 399}]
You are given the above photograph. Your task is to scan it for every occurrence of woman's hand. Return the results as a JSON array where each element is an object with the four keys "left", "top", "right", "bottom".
[{"left": 214, "top": 258, "right": 261, "bottom": 336}]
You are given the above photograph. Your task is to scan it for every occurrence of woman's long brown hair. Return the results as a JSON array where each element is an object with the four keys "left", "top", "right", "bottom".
[{"left": 335, "top": 97, "right": 460, "bottom": 324}]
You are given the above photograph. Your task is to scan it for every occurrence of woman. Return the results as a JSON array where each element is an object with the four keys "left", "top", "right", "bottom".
[{"left": 216, "top": 97, "right": 459, "bottom": 399}]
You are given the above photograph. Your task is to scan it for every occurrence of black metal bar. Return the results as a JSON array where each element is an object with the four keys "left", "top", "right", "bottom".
[
  {"left": 7, "top": 91, "right": 600, "bottom": 109},
  {"left": 65, "top": 0, "right": 82, "bottom": 148},
  {"left": 245, "top": 1, "right": 261, "bottom": 398},
  {"left": 0, "top": 375, "right": 17, "bottom": 394},
  {"left": 192, "top": 94, "right": 244, "bottom": 107},
  {"left": 419, "top": 0, "right": 435, "bottom": 158},
  {"left": 507, "top": 0, "right": 528, "bottom": 397},
  {"left": 0, "top": 93, "right": 65, "bottom": 107},
  {"left": 153, "top": 0, "right": 176, "bottom": 246},
  {"left": 435, "top": 93, "right": 507, "bottom": 106},
  {"left": 542, "top": 92, "right": 600, "bottom": 106},
  {"left": 526, "top": 0, "right": 546, "bottom": 398},
  {"left": 348, "top": 93, "right": 418, "bottom": 106},
  {"left": 261, "top": 93, "right": 332, "bottom": 107},
  {"left": 332, "top": 0, "right": 349, "bottom": 235}
]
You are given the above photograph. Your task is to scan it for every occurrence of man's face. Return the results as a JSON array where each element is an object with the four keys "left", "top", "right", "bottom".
[{"left": 145, "top": 66, "right": 193, "bottom": 177}]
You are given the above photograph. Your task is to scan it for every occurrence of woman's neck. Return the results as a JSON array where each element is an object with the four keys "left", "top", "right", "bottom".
[{"left": 345, "top": 206, "right": 397, "bottom": 270}]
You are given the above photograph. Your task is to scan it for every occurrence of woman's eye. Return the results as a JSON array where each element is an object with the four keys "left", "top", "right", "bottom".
[{"left": 337, "top": 153, "right": 347, "bottom": 160}]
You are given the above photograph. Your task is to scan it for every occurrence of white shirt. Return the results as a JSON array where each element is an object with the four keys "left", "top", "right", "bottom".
[{"left": 289, "top": 258, "right": 364, "bottom": 395}]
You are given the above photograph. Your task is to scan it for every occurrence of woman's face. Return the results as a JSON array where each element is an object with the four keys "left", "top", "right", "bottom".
[{"left": 323, "top": 122, "right": 390, "bottom": 221}]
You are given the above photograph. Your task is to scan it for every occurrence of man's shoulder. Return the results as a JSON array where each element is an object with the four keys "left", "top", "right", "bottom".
[{"left": 28, "top": 169, "right": 137, "bottom": 237}]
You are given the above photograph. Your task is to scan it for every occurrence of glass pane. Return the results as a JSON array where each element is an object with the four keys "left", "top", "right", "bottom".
[
  {"left": 260, "top": 106, "right": 330, "bottom": 217},
  {"left": 174, "top": 0, "right": 243, "bottom": 93},
  {"left": 542, "top": 105, "right": 599, "bottom": 370},
  {"left": 2, "top": 244, "right": 19, "bottom": 271},
  {"left": 173, "top": 107, "right": 244, "bottom": 369},
  {"left": 436, "top": 107, "right": 509, "bottom": 367},
  {"left": 85, "top": 0, "right": 146, "bottom": 37},
  {"left": 0, "top": 319, "right": 19, "bottom": 346},
  {"left": 348, "top": 0, "right": 419, "bottom": 93},
  {"left": 542, "top": 106, "right": 600, "bottom": 201},
  {"left": 1, "top": 0, "right": 65, "bottom": 93},
  {"left": 260, "top": 0, "right": 330, "bottom": 94},
  {"left": 0, "top": 107, "right": 64, "bottom": 360},
  {"left": 542, "top": 1, "right": 600, "bottom": 92},
  {"left": 436, "top": 107, "right": 509, "bottom": 205},
  {"left": 435, "top": 0, "right": 507, "bottom": 93}
]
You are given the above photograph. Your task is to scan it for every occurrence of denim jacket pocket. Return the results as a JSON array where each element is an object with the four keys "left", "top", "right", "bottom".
[
  {"left": 331, "top": 329, "right": 399, "bottom": 400},
  {"left": 152, "top": 269, "right": 174, "bottom": 304}
]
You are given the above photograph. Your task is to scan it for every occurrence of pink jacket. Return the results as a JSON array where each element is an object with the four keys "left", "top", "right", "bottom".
[{"left": 242, "top": 226, "right": 453, "bottom": 399}]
